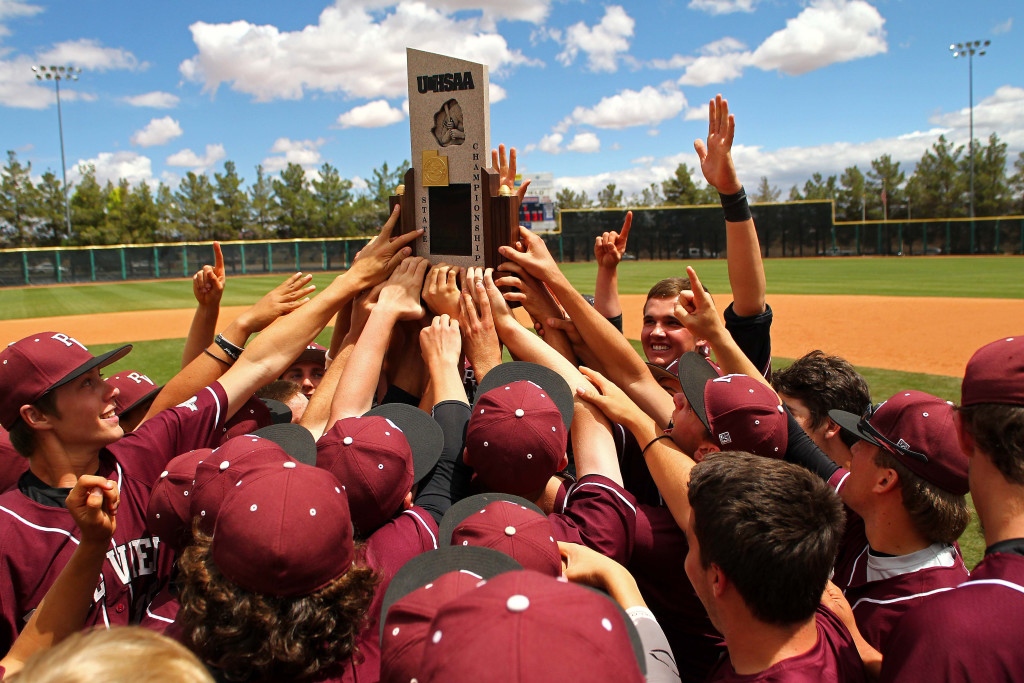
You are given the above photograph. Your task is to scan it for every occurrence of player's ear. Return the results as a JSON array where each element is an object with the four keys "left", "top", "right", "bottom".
[
  {"left": 694, "top": 442, "right": 719, "bottom": 462},
  {"left": 20, "top": 404, "right": 54, "bottom": 431},
  {"left": 874, "top": 467, "right": 899, "bottom": 494},
  {"left": 558, "top": 453, "right": 569, "bottom": 472},
  {"left": 710, "top": 563, "right": 727, "bottom": 598},
  {"left": 402, "top": 490, "right": 414, "bottom": 510},
  {"left": 824, "top": 417, "right": 842, "bottom": 440},
  {"left": 954, "top": 412, "right": 976, "bottom": 458}
]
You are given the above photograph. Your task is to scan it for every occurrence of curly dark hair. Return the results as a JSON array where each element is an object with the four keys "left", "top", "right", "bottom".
[{"left": 177, "top": 530, "right": 378, "bottom": 682}]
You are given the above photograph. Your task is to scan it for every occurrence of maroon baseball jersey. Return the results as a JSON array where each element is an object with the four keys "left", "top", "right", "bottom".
[
  {"left": 138, "top": 582, "right": 180, "bottom": 635},
  {"left": 631, "top": 503, "right": 725, "bottom": 683},
  {"left": 708, "top": 605, "right": 865, "bottom": 682},
  {"left": 548, "top": 474, "right": 638, "bottom": 565},
  {"left": 881, "top": 550, "right": 1024, "bottom": 682},
  {"left": 0, "top": 427, "right": 28, "bottom": 494},
  {"left": 0, "top": 382, "right": 228, "bottom": 652}
]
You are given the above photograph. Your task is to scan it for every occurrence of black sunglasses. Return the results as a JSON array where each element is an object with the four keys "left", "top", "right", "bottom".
[{"left": 858, "top": 406, "right": 929, "bottom": 464}]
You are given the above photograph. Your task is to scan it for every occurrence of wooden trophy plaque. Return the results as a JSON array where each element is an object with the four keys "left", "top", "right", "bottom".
[{"left": 390, "top": 48, "right": 519, "bottom": 268}]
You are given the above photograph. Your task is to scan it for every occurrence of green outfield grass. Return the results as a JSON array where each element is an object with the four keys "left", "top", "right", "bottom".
[{"left": 1, "top": 255, "right": 1021, "bottom": 320}]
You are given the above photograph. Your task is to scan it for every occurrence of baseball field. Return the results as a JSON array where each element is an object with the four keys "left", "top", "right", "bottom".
[{"left": 2, "top": 254, "right": 1020, "bottom": 568}]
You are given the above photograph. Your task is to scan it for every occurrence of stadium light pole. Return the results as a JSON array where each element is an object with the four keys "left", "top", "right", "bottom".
[
  {"left": 949, "top": 40, "right": 989, "bottom": 219},
  {"left": 31, "top": 64, "right": 81, "bottom": 240}
]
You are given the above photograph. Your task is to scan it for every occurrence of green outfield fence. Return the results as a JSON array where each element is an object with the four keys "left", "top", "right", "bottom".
[
  {"left": 3, "top": 202, "right": 1022, "bottom": 286},
  {"left": 549, "top": 201, "right": 1024, "bottom": 262}
]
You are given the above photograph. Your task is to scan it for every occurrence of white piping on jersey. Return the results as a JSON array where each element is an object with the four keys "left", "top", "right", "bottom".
[
  {"left": 0, "top": 506, "right": 81, "bottom": 544},
  {"left": 847, "top": 545, "right": 869, "bottom": 587},
  {"left": 832, "top": 471, "right": 850, "bottom": 494},
  {"left": 145, "top": 604, "right": 175, "bottom": 624},
  {"left": 958, "top": 578, "right": 1024, "bottom": 596},
  {"left": 402, "top": 508, "right": 438, "bottom": 549},
  {"left": 205, "top": 384, "right": 225, "bottom": 427},
  {"left": 562, "top": 481, "right": 637, "bottom": 516},
  {"left": 850, "top": 585, "right": 957, "bottom": 612}
]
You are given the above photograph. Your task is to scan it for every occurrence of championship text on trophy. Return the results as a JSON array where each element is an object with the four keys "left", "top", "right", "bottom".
[{"left": 390, "top": 48, "right": 519, "bottom": 268}]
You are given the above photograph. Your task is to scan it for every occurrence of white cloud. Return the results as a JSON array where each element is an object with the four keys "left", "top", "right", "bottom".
[
  {"left": 123, "top": 91, "right": 180, "bottom": 108},
  {"left": 350, "top": 175, "right": 369, "bottom": 192},
  {"left": 262, "top": 137, "right": 325, "bottom": 173},
  {"left": 688, "top": 0, "right": 759, "bottom": 15},
  {"left": 166, "top": 143, "right": 226, "bottom": 173},
  {"left": 649, "top": 54, "right": 694, "bottom": 70},
  {"left": 556, "top": 5, "right": 634, "bottom": 72},
  {"left": 36, "top": 39, "right": 143, "bottom": 71},
  {"left": 529, "top": 132, "right": 564, "bottom": 154},
  {"left": 992, "top": 18, "right": 1012, "bottom": 35},
  {"left": 179, "top": 4, "right": 535, "bottom": 102},
  {"left": 336, "top": 99, "right": 405, "bottom": 128},
  {"left": 928, "top": 86, "right": 1024, "bottom": 150},
  {"left": 677, "top": 0, "right": 886, "bottom": 87},
  {"left": 347, "top": 0, "right": 552, "bottom": 25},
  {"left": 566, "top": 132, "right": 600, "bottom": 153},
  {"left": 71, "top": 151, "right": 153, "bottom": 187},
  {"left": 131, "top": 116, "right": 183, "bottom": 147},
  {"left": 559, "top": 85, "right": 685, "bottom": 131},
  {"left": 752, "top": 0, "right": 886, "bottom": 76},
  {"left": 489, "top": 82, "right": 507, "bottom": 103}
]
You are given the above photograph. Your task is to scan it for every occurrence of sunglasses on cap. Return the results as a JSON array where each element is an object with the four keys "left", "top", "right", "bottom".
[{"left": 857, "top": 405, "right": 929, "bottom": 464}]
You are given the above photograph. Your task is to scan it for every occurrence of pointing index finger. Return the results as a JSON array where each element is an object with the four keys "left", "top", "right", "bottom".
[{"left": 213, "top": 241, "right": 224, "bottom": 275}]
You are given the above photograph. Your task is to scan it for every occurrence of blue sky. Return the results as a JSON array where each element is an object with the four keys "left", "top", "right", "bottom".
[{"left": 2, "top": 0, "right": 1021, "bottom": 201}]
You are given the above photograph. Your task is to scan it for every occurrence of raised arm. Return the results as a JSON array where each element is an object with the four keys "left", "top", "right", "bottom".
[
  {"left": 498, "top": 227, "right": 674, "bottom": 428},
  {"left": 694, "top": 95, "right": 765, "bottom": 316},
  {"left": 181, "top": 242, "right": 226, "bottom": 368},
  {"left": 593, "top": 211, "right": 631, "bottom": 321}
]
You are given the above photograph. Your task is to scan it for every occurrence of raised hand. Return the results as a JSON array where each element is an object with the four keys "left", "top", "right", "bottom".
[
  {"left": 673, "top": 266, "right": 722, "bottom": 345},
  {"left": 65, "top": 475, "right": 119, "bottom": 544},
  {"left": 498, "top": 226, "right": 561, "bottom": 284},
  {"left": 420, "top": 314, "right": 462, "bottom": 370},
  {"left": 494, "top": 261, "right": 562, "bottom": 325},
  {"left": 237, "top": 271, "right": 316, "bottom": 334},
  {"left": 459, "top": 267, "right": 502, "bottom": 379},
  {"left": 377, "top": 256, "right": 429, "bottom": 321},
  {"left": 575, "top": 365, "right": 650, "bottom": 433},
  {"left": 594, "top": 211, "right": 632, "bottom": 268},
  {"left": 347, "top": 205, "right": 422, "bottom": 288},
  {"left": 492, "top": 143, "right": 531, "bottom": 202},
  {"left": 192, "top": 241, "right": 226, "bottom": 307},
  {"left": 693, "top": 94, "right": 742, "bottom": 195},
  {"left": 422, "top": 263, "right": 462, "bottom": 319}
]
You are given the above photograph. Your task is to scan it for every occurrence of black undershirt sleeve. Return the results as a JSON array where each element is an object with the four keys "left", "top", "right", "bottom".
[
  {"left": 783, "top": 408, "right": 841, "bottom": 483},
  {"left": 415, "top": 400, "right": 471, "bottom": 524}
]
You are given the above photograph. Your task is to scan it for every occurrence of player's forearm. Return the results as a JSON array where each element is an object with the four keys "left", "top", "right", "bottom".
[
  {"left": 497, "top": 318, "right": 589, "bottom": 394},
  {"left": 300, "top": 341, "right": 348, "bottom": 440},
  {"left": 181, "top": 303, "right": 220, "bottom": 368},
  {"left": 703, "top": 324, "right": 770, "bottom": 388},
  {"left": 330, "top": 307, "right": 399, "bottom": 420},
  {"left": 594, "top": 265, "right": 623, "bottom": 319},
  {"left": 725, "top": 219, "right": 766, "bottom": 316},
  {"left": 1, "top": 539, "right": 107, "bottom": 676},
  {"left": 426, "top": 359, "right": 468, "bottom": 405},
  {"left": 571, "top": 398, "right": 624, "bottom": 485},
  {"left": 641, "top": 434, "right": 696, "bottom": 530},
  {"left": 325, "top": 302, "right": 353, "bottom": 370}
]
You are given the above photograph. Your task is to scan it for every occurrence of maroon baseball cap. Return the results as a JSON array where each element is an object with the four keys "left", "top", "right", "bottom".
[
  {"left": 211, "top": 462, "right": 353, "bottom": 598},
  {"left": 215, "top": 394, "right": 274, "bottom": 445},
  {"left": 465, "top": 363, "right": 572, "bottom": 496},
  {"left": 317, "top": 415, "right": 416, "bottom": 536},
  {"left": 106, "top": 370, "right": 161, "bottom": 417},
  {"left": 380, "top": 547, "right": 523, "bottom": 683},
  {"left": 439, "top": 494, "right": 561, "bottom": 577},
  {"left": 961, "top": 336, "right": 1024, "bottom": 407},
  {"left": 146, "top": 448, "right": 213, "bottom": 552},
  {"left": 190, "top": 426, "right": 315, "bottom": 533},
  {"left": 830, "top": 391, "right": 968, "bottom": 495},
  {"left": 415, "top": 570, "right": 645, "bottom": 682},
  {"left": 0, "top": 332, "right": 131, "bottom": 430},
  {"left": 282, "top": 342, "right": 327, "bottom": 372},
  {"left": 678, "top": 352, "right": 787, "bottom": 457}
]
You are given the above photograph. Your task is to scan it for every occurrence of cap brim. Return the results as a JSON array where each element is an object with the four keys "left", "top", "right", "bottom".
[
  {"left": 296, "top": 348, "right": 327, "bottom": 366},
  {"left": 379, "top": 545, "right": 523, "bottom": 643},
  {"left": 116, "top": 385, "right": 162, "bottom": 417},
  {"left": 475, "top": 361, "right": 574, "bottom": 433},
  {"left": 438, "top": 492, "right": 546, "bottom": 546},
  {"left": 260, "top": 398, "right": 294, "bottom": 425},
  {"left": 365, "top": 403, "right": 444, "bottom": 483},
  {"left": 49, "top": 344, "right": 133, "bottom": 394},
  {"left": 252, "top": 423, "right": 317, "bottom": 466},
  {"left": 827, "top": 409, "right": 880, "bottom": 448},
  {"left": 676, "top": 352, "right": 719, "bottom": 433}
]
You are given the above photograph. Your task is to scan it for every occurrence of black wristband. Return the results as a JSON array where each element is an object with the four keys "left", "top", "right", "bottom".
[
  {"left": 203, "top": 348, "right": 232, "bottom": 366},
  {"left": 719, "top": 186, "right": 752, "bottom": 222},
  {"left": 642, "top": 434, "right": 674, "bottom": 456},
  {"left": 214, "top": 333, "right": 243, "bottom": 362}
]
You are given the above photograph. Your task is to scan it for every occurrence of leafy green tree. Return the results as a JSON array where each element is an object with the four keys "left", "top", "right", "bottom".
[
  {"left": 155, "top": 182, "right": 182, "bottom": 240},
  {"left": 123, "top": 181, "right": 158, "bottom": 244},
  {"left": 597, "top": 183, "right": 623, "bottom": 208},
  {"left": 1009, "top": 151, "right": 1024, "bottom": 214},
  {"left": 629, "top": 183, "right": 663, "bottom": 207},
  {"left": 311, "top": 162, "right": 353, "bottom": 237},
  {"left": 661, "top": 163, "right": 700, "bottom": 205},
  {"left": 273, "top": 163, "right": 314, "bottom": 237},
  {"left": 788, "top": 185, "right": 802, "bottom": 201},
  {"left": 802, "top": 173, "right": 838, "bottom": 201},
  {"left": 837, "top": 165, "right": 866, "bottom": 221},
  {"left": 69, "top": 165, "right": 107, "bottom": 245},
  {"left": 175, "top": 172, "right": 217, "bottom": 240},
  {"left": 214, "top": 161, "right": 249, "bottom": 240},
  {"left": 36, "top": 171, "right": 68, "bottom": 246},
  {"left": 0, "top": 151, "right": 40, "bottom": 247},
  {"left": 968, "top": 133, "right": 1010, "bottom": 217},
  {"left": 751, "top": 176, "right": 780, "bottom": 203},
  {"left": 554, "top": 187, "right": 591, "bottom": 211},
  {"left": 248, "top": 165, "right": 275, "bottom": 238},
  {"left": 347, "top": 160, "right": 410, "bottom": 236},
  {"left": 906, "top": 135, "right": 964, "bottom": 218},
  {"left": 866, "top": 154, "right": 905, "bottom": 220}
]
